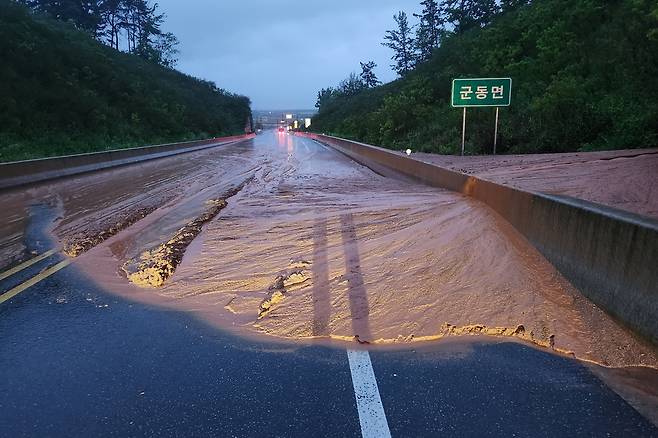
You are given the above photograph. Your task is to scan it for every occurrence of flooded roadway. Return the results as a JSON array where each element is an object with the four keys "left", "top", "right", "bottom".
[
  {"left": 1, "top": 130, "right": 658, "bottom": 435},
  {"left": 2, "top": 131, "right": 657, "bottom": 368}
]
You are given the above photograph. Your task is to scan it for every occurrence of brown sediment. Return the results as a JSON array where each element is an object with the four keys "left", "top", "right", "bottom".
[
  {"left": 259, "top": 265, "right": 312, "bottom": 318},
  {"left": 122, "top": 177, "right": 254, "bottom": 288},
  {"left": 15, "top": 132, "right": 652, "bottom": 426},
  {"left": 0, "top": 138, "right": 262, "bottom": 272},
  {"left": 414, "top": 148, "right": 658, "bottom": 219},
  {"left": 63, "top": 206, "right": 157, "bottom": 257},
  {"left": 0, "top": 192, "right": 32, "bottom": 270},
  {"left": 68, "top": 132, "right": 651, "bottom": 374},
  {"left": 13, "top": 132, "right": 657, "bottom": 376},
  {"left": 435, "top": 323, "right": 551, "bottom": 346},
  {"left": 123, "top": 198, "right": 230, "bottom": 288}
]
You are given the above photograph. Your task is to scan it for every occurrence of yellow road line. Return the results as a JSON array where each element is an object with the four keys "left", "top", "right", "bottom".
[
  {"left": 0, "top": 259, "right": 72, "bottom": 305},
  {"left": 0, "top": 249, "right": 58, "bottom": 282}
]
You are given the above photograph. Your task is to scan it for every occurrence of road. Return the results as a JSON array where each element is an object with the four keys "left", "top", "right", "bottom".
[{"left": 1, "top": 131, "right": 657, "bottom": 437}]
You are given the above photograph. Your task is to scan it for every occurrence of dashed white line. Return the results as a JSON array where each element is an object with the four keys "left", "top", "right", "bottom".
[{"left": 347, "top": 349, "right": 392, "bottom": 438}]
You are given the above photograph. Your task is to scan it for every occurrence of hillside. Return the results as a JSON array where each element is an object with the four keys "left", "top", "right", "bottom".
[
  {"left": 0, "top": 1, "right": 251, "bottom": 162},
  {"left": 311, "top": 0, "right": 658, "bottom": 155}
]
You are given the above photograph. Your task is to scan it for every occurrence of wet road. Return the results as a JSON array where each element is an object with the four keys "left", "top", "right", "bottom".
[
  {"left": 1, "top": 131, "right": 657, "bottom": 436},
  {"left": 1, "top": 262, "right": 656, "bottom": 437}
]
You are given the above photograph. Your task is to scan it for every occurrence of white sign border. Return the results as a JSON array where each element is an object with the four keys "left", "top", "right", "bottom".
[{"left": 451, "top": 77, "right": 513, "bottom": 108}]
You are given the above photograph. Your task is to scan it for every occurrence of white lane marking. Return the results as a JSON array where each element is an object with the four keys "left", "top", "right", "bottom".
[{"left": 347, "top": 349, "right": 392, "bottom": 438}]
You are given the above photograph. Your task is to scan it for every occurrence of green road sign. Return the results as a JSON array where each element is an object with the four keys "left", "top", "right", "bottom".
[{"left": 451, "top": 78, "right": 512, "bottom": 107}]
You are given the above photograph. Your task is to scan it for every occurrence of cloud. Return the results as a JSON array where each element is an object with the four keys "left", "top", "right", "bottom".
[{"left": 157, "top": 0, "right": 418, "bottom": 109}]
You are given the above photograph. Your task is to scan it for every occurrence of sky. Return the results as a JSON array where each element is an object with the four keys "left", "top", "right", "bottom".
[{"left": 156, "top": 1, "right": 418, "bottom": 110}]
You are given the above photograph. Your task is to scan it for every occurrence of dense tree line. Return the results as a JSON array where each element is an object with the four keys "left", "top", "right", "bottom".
[
  {"left": 316, "top": 1, "right": 528, "bottom": 111},
  {"left": 311, "top": 0, "right": 658, "bottom": 155},
  {"left": 0, "top": 1, "right": 251, "bottom": 162},
  {"left": 381, "top": 0, "right": 530, "bottom": 77},
  {"left": 315, "top": 62, "right": 382, "bottom": 109},
  {"left": 15, "top": 0, "right": 178, "bottom": 67}
]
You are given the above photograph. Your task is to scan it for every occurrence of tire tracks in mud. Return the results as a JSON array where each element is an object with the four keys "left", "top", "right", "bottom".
[{"left": 123, "top": 178, "right": 253, "bottom": 288}]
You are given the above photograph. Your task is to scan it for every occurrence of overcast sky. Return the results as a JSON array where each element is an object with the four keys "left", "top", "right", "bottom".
[{"left": 157, "top": 1, "right": 417, "bottom": 110}]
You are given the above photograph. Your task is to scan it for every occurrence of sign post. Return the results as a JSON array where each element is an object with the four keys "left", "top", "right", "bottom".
[
  {"left": 451, "top": 78, "right": 512, "bottom": 155},
  {"left": 461, "top": 108, "right": 467, "bottom": 156},
  {"left": 494, "top": 107, "right": 499, "bottom": 155}
]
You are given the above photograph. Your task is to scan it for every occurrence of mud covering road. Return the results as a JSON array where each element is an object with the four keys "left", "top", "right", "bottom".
[
  {"left": 2, "top": 131, "right": 658, "bottom": 428},
  {"left": 0, "top": 138, "right": 263, "bottom": 270},
  {"left": 415, "top": 148, "right": 658, "bottom": 219},
  {"left": 1, "top": 130, "right": 653, "bottom": 370}
]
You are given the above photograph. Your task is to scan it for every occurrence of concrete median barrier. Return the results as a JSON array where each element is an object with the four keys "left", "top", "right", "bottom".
[
  {"left": 299, "top": 132, "right": 658, "bottom": 345},
  {"left": 0, "top": 134, "right": 255, "bottom": 191}
]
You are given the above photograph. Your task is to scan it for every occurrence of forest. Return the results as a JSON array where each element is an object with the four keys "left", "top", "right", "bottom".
[
  {"left": 18, "top": 0, "right": 179, "bottom": 67},
  {"left": 0, "top": 0, "right": 251, "bottom": 162},
  {"left": 311, "top": 0, "right": 658, "bottom": 155}
]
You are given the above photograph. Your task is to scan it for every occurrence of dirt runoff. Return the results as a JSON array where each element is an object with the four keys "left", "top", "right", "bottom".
[
  {"left": 0, "top": 138, "right": 264, "bottom": 271},
  {"left": 123, "top": 180, "right": 252, "bottom": 288},
  {"left": 414, "top": 148, "right": 658, "bottom": 219},
  {"left": 71, "top": 132, "right": 658, "bottom": 373}
]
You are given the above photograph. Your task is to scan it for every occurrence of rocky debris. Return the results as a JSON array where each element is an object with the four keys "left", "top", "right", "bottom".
[
  {"left": 64, "top": 207, "right": 157, "bottom": 257},
  {"left": 124, "top": 199, "right": 229, "bottom": 288},
  {"left": 258, "top": 267, "right": 311, "bottom": 319},
  {"left": 123, "top": 181, "right": 252, "bottom": 288},
  {"left": 288, "top": 259, "right": 312, "bottom": 269},
  {"left": 439, "top": 323, "right": 557, "bottom": 350}
]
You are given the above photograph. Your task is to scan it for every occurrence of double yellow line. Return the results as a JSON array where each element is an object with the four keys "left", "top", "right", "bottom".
[{"left": 0, "top": 250, "right": 71, "bottom": 305}]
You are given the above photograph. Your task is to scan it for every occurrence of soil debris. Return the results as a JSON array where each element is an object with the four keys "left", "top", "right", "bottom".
[
  {"left": 64, "top": 207, "right": 157, "bottom": 257},
  {"left": 124, "top": 199, "right": 229, "bottom": 288},
  {"left": 437, "top": 323, "right": 558, "bottom": 350},
  {"left": 259, "top": 269, "right": 311, "bottom": 319},
  {"left": 123, "top": 181, "right": 253, "bottom": 288},
  {"left": 288, "top": 260, "right": 312, "bottom": 269}
]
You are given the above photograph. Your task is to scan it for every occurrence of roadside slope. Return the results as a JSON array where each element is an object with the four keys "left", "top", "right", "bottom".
[
  {"left": 311, "top": 0, "right": 658, "bottom": 155},
  {"left": 0, "top": 0, "right": 251, "bottom": 162}
]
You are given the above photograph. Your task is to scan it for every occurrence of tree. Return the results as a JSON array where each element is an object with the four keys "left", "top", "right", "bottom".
[
  {"left": 440, "top": 0, "right": 500, "bottom": 34},
  {"left": 100, "top": 0, "right": 123, "bottom": 49},
  {"left": 150, "top": 31, "right": 179, "bottom": 68},
  {"left": 500, "top": 0, "right": 530, "bottom": 13},
  {"left": 315, "top": 87, "right": 335, "bottom": 110},
  {"left": 20, "top": 0, "right": 103, "bottom": 36},
  {"left": 359, "top": 61, "right": 381, "bottom": 88},
  {"left": 382, "top": 11, "right": 415, "bottom": 76},
  {"left": 338, "top": 72, "right": 365, "bottom": 96},
  {"left": 19, "top": 0, "right": 178, "bottom": 67},
  {"left": 414, "top": 0, "right": 443, "bottom": 63}
]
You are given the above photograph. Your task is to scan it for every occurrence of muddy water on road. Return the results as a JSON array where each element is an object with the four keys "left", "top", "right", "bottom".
[
  {"left": 70, "top": 132, "right": 656, "bottom": 370},
  {"left": 2, "top": 132, "right": 657, "bottom": 369},
  {"left": 0, "top": 139, "right": 265, "bottom": 267}
]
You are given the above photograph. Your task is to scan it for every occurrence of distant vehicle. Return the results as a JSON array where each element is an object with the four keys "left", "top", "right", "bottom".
[{"left": 278, "top": 126, "right": 285, "bottom": 133}]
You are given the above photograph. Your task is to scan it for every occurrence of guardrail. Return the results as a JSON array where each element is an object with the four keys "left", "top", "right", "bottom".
[
  {"left": 299, "top": 132, "right": 658, "bottom": 345},
  {"left": 0, "top": 133, "right": 256, "bottom": 191}
]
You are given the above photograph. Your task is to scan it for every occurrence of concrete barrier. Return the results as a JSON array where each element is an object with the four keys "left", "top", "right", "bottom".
[
  {"left": 0, "top": 134, "right": 256, "bottom": 190},
  {"left": 299, "top": 132, "right": 658, "bottom": 345}
]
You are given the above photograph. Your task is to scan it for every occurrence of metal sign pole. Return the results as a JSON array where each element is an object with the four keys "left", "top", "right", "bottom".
[
  {"left": 493, "top": 107, "right": 499, "bottom": 155},
  {"left": 461, "top": 107, "right": 467, "bottom": 156}
]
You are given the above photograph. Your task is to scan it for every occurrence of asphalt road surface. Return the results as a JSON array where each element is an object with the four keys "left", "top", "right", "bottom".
[{"left": 1, "top": 132, "right": 656, "bottom": 437}]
